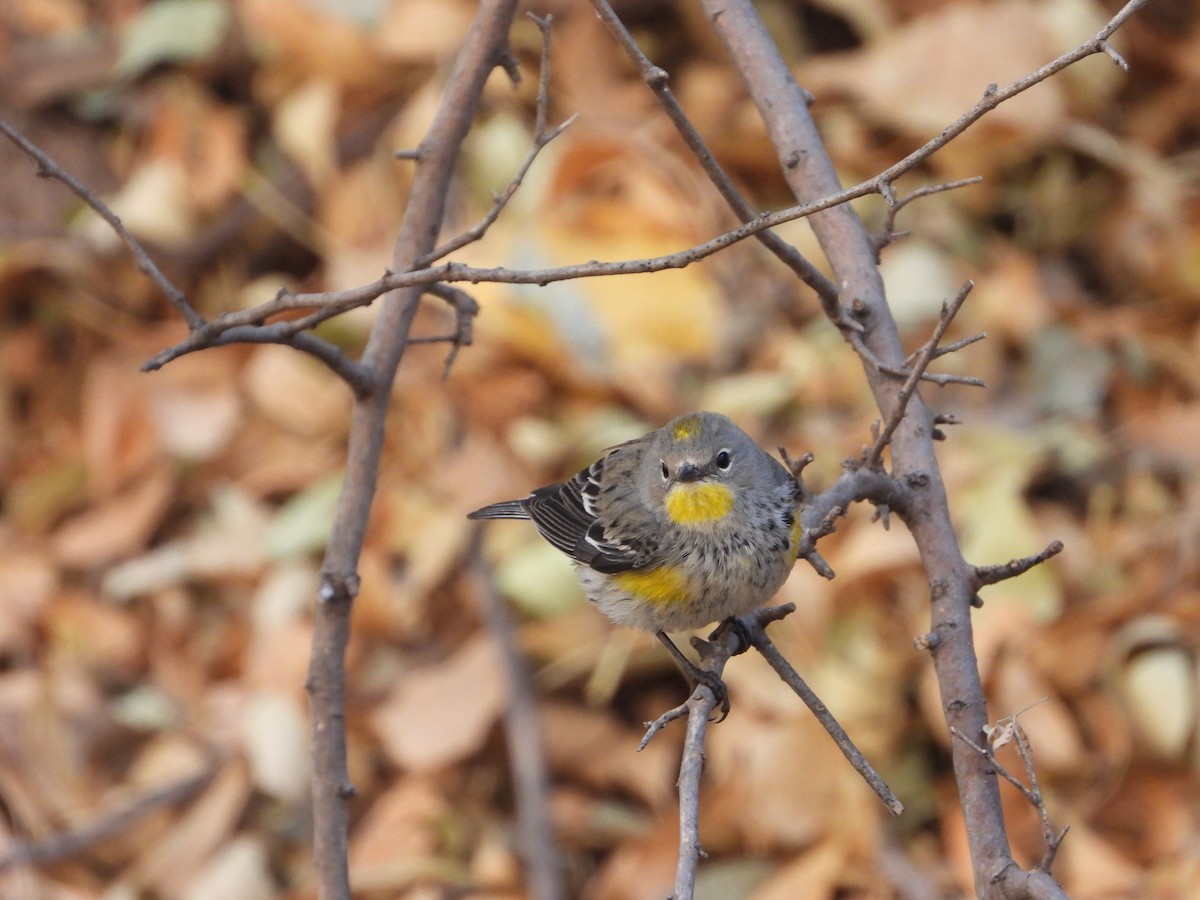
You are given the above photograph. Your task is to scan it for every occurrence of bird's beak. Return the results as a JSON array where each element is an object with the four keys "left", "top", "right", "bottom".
[{"left": 675, "top": 461, "right": 703, "bottom": 483}]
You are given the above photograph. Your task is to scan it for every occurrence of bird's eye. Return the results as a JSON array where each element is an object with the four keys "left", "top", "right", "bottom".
[
  {"left": 660, "top": 460, "right": 670, "bottom": 480},
  {"left": 715, "top": 450, "right": 732, "bottom": 470}
]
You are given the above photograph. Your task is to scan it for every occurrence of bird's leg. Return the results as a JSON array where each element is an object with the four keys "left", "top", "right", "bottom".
[
  {"left": 656, "top": 630, "right": 731, "bottom": 722},
  {"left": 707, "top": 616, "right": 754, "bottom": 655}
]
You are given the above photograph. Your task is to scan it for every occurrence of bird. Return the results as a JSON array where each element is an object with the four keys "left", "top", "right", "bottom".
[{"left": 468, "top": 411, "right": 802, "bottom": 715}]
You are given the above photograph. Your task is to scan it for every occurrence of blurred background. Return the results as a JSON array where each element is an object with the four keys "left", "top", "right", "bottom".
[{"left": 1, "top": 0, "right": 1198, "bottom": 896}]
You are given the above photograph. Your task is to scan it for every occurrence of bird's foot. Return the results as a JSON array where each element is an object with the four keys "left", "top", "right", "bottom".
[{"left": 656, "top": 630, "right": 732, "bottom": 722}]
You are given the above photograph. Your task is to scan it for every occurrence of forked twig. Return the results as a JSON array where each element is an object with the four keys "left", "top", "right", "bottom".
[
  {"left": 875, "top": 177, "right": 984, "bottom": 254},
  {"left": 416, "top": 13, "right": 577, "bottom": 268},
  {"left": 951, "top": 708, "right": 1069, "bottom": 873},
  {"left": 866, "top": 281, "right": 976, "bottom": 468},
  {"left": 642, "top": 603, "right": 901, "bottom": 899},
  {"left": 587, "top": 0, "right": 845, "bottom": 325}
]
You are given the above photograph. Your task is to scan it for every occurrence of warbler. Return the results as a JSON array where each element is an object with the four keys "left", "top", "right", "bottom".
[{"left": 469, "top": 412, "right": 802, "bottom": 702}]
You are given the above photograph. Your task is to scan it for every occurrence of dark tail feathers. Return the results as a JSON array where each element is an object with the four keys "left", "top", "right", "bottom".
[{"left": 467, "top": 499, "right": 530, "bottom": 520}]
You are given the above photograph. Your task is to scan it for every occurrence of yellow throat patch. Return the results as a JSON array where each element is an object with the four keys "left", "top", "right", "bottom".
[{"left": 665, "top": 482, "right": 734, "bottom": 525}]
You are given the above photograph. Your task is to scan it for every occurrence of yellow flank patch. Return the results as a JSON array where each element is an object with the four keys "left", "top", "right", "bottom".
[
  {"left": 665, "top": 482, "right": 734, "bottom": 524},
  {"left": 671, "top": 415, "right": 703, "bottom": 442},
  {"left": 789, "top": 513, "right": 802, "bottom": 557},
  {"left": 613, "top": 566, "right": 690, "bottom": 606}
]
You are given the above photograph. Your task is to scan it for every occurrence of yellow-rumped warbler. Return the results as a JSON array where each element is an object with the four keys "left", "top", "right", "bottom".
[{"left": 469, "top": 412, "right": 802, "bottom": 701}]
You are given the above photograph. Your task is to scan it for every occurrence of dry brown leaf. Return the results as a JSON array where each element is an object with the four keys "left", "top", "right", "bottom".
[
  {"left": 241, "top": 347, "right": 352, "bottom": 438},
  {"left": 51, "top": 466, "right": 175, "bottom": 568},
  {"left": 375, "top": 0, "right": 476, "bottom": 62},
  {"left": 120, "top": 760, "right": 253, "bottom": 896},
  {"left": 44, "top": 588, "right": 144, "bottom": 678},
  {"left": 182, "top": 834, "right": 275, "bottom": 900},
  {"left": 371, "top": 634, "right": 508, "bottom": 771},
  {"left": 539, "top": 701, "right": 676, "bottom": 810},
  {"left": 748, "top": 839, "right": 848, "bottom": 900},
  {"left": 801, "top": 0, "right": 1107, "bottom": 176},
  {"left": 348, "top": 776, "right": 451, "bottom": 876},
  {"left": 1056, "top": 824, "right": 1145, "bottom": 897},
  {"left": 242, "top": 689, "right": 310, "bottom": 802},
  {"left": 79, "top": 356, "right": 161, "bottom": 496},
  {"left": 583, "top": 818, "right": 679, "bottom": 900}
]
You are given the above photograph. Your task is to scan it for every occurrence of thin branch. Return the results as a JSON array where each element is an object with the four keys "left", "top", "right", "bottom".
[
  {"left": 645, "top": 603, "right": 901, "bottom": 898},
  {"left": 424, "top": 284, "right": 480, "bottom": 378},
  {"left": 643, "top": 606, "right": 792, "bottom": 900},
  {"left": 750, "top": 618, "right": 904, "bottom": 816},
  {"left": 1010, "top": 722, "right": 1068, "bottom": 872},
  {"left": 469, "top": 534, "right": 566, "bottom": 900},
  {"left": 0, "top": 757, "right": 219, "bottom": 870},
  {"left": 305, "top": 3, "right": 524, "bottom": 897},
  {"left": 587, "top": 0, "right": 844, "bottom": 323},
  {"left": 141, "top": 322, "right": 375, "bottom": 395},
  {"left": 141, "top": 0, "right": 1151, "bottom": 371},
  {"left": 973, "top": 541, "right": 1065, "bottom": 588},
  {"left": 416, "top": 13, "right": 577, "bottom": 268},
  {"left": 876, "top": 177, "right": 983, "bottom": 253},
  {"left": 866, "top": 281, "right": 974, "bottom": 468},
  {"left": 950, "top": 721, "right": 1069, "bottom": 873},
  {"left": 908, "top": 331, "right": 988, "bottom": 364},
  {"left": 0, "top": 115, "right": 202, "bottom": 331}
]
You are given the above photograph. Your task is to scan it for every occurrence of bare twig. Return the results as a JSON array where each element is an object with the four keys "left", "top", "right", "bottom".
[
  {"left": 876, "top": 177, "right": 983, "bottom": 253},
  {"left": 469, "top": 533, "right": 566, "bottom": 900},
  {"left": 423, "top": 284, "right": 481, "bottom": 378},
  {"left": 647, "top": 603, "right": 900, "bottom": 899},
  {"left": 951, "top": 718, "right": 1069, "bottom": 873},
  {"left": 795, "top": 466, "right": 911, "bottom": 563},
  {"left": 866, "top": 281, "right": 975, "bottom": 468},
  {"left": 305, "top": 3, "right": 524, "bottom": 897},
  {"left": 587, "top": 0, "right": 845, "bottom": 325},
  {"left": 0, "top": 757, "right": 219, "bottom": 870},
  {"left": 416, "top": 13, "right": 577, "bottom": 268},
  {"left": 0, "top": 114, "right": 201, "bottom": 330},
  {"left": 750, "top": 618, "right": 904, "bottom": 816},
  {"left": 973, "top": 541, "right": 1065, "bottom": 588},
  {"left": 907, "top": 332, "right": 989, "bottom": 365},
  {"left": 645, "top": 606, "right": 792, "bottom": 900},
  {"left": 141, "top": 0, "right": 1150, "bottom": 372}
]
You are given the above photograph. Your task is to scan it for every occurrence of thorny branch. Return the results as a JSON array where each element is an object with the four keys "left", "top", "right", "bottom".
[
  {"left": 874, "top": 177, "right": 983, "bottom": 254},
  {"left": 974, "top": 542, "right": 1066, "bottom": 589},
  {"left": 636, "top": 606, "right": 802, "bottom": 900}
]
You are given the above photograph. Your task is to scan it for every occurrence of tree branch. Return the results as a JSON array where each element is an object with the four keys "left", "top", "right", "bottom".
[
  {"left": 0, "top": 114, "right": 201, "bottom": 330},
  {"left": 304, "top": 3, "right": 523, "bottom": 897},
  {"left": 0, "top": 754, "right": 219, "bottom": 870},
  {"left": 694, "top": 1, "right": 1147, "bottom": 896},
  {"left": 587, "top": 0, "right": 845, "bottom": 326},
  {"left": 469, "top": 534, "right": 566, "bottom": 900}
]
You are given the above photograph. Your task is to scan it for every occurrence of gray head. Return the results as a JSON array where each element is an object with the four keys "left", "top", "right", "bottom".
[{"left": 638, "top": 412, "right": 772, "bottom": 508}]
